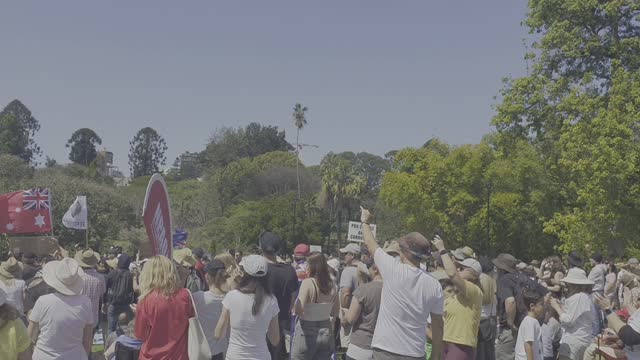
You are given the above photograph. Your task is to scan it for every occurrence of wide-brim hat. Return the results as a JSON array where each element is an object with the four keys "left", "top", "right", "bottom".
[
  {"left": 561, "top": 268, "right": 594, "bottom": 286},
  {"left": 106, "top": 258, "right": 118, "bottom": 270},
  {"left": 0, "top": 258, "right": 23, "bottom": 279},
  {"left": 74, "top": 249, "right": 99, "bottom": 268},
  {"left": 43, "top": 258, "right": 85, "bottom": 295},
  {"left": 493, "top": 253, "right": 518, "bottom": 273},
  {"left": 383, "top": 241, "right": 402, "bottom": 256},
  {"left": 461, "top": 246, "right": 476, "bottom": 259},
  {"left": 340, "top": 243, "right": 361, "bottom": 254},
  {"left": 173, "top": 248, "right": 197, "bottom": 267}
]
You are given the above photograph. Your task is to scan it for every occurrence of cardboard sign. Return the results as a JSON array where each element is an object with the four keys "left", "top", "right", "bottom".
[
  {"left": 142, "top": 174, "right": 173, "bottom": 258},
  {"left": 347, "top": 221, "right": 377, "bottom": 243},
  {"left": 310, "top": 245, "right": 322, "bottom": 253}
]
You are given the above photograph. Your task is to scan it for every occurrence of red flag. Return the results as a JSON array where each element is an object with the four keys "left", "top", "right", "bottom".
[
  {"left": 142, "top": 174, "right": 172, "bottom": 258},
  {"left": 0, "top": 189, "right": 53, "bottom": 234}
]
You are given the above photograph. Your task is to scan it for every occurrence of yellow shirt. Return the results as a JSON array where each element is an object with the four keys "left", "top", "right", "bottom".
[
  {"left": 0, "top": 318, "right": 31, "bottom": 359},
  {"left": 443, "top": 279, "right": 483, "bottom": 348}
]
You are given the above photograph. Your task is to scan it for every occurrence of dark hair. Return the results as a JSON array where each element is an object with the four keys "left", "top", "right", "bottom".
[
  {"left": 40, "top": 255, "right": 55, "bottom": 264},
  {"left": 237, "top": 274, "right": 272, "bottom": 316},
  {"left": 307, "top": 253, "right": 332, "bottom": 295},
  {"left": 205, "top": 260, "right": 230, "bottom": 290},
  {"left": 609, "top": 263, "right": 618, "bottom": 274},
  {"left": 0, "top": 303, "right": 20, "bottom": 329},
  {"left": 522, "top": 289, "right": 543, "bottom": 309},
  {"left": 439, "top": 278, "right": 454, "bottom": 289}
]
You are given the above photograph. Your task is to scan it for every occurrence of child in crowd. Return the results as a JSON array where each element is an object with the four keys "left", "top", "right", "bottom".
[
  {"left": 515, "top": 289, "right": 545, "bottom": 360},
  {"left": 540, "top": 306, "right": 561, "bottom": 360}
]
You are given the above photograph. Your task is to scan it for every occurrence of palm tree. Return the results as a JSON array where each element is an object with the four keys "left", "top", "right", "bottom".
[{"left": 292, "top": 103, "right": 309, "bottom": 200}]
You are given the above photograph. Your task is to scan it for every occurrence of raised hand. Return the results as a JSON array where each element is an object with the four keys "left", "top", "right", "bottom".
[
  {"left": 360, "top": 206, "right": 372, "bottom": 224},
  {"left": 431, "top": 235, "right": 445, "bottom": 252}
]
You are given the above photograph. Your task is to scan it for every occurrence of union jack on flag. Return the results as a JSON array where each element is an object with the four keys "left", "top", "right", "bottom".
[{"left": 22, "top": 188, "right": 51, "bottom": 211}]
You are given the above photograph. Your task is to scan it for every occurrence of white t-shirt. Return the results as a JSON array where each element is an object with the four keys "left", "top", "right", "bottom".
[
  {"left": 193, "top": 291, "right": 229, "bottom": 356},
  {"left": 516, "top": 315, "right": 543, "bottom": 360},
  {"left": 223, "top": 289, "right": 280, "bottom": 360},
  {"left": 371, "top": 248, "right": 444, "bottom": 357},
  {"left": 0, "top": 279, "right": 25, "bottom": 313},
  {"left": 29, "top": 293, "right": 93, "bottom": 360}
]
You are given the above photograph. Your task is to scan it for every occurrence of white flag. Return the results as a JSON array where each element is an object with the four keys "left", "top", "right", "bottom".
[{"left": 62, "top": 196, "right": 87, "bottom": 230}]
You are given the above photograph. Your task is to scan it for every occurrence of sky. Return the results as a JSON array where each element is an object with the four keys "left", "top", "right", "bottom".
[{"left": 0, "top": 1, "right": 530, "bottom": 176}]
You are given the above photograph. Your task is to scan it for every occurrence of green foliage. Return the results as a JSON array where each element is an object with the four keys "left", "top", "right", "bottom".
[
  {"left": 200, "top": 123, "right": 293, "bottom": 171},
  {"left": 66, "top": 128, "right": 102, "bottom": 166},
  {"left": 128, "top": 127, "right": 168, "bottom": 178},
  {"left": 0, "top": 155, "right": 33, "bottom": 193},
  {"left": 0, "top": 100, "right": 42, "bottom": 164}
]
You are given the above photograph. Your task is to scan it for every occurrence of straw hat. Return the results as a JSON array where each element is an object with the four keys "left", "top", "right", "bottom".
[
  {"left": 43, "top": 258, "right": 85, "bottom": 295},
  {"left": 74, "top": 249, "right": 99, "bottom": 268},
  {"left": 383, "top": 241, "right": 402, "bottom": 256},
  {"left": 0, "top": 258, "right": 23, "bottom": 279},
  {"left": 461, "top": 246, "right": 476, "bottom": 259},
  {"left": 561, "top": 268, "right": 594, "bottom": 286},
  {"left": 493, "top": 253, "right": 518, "bottom": 273},
  {"left": 173, "top": 248, "right": 197, "bottom": 267}
]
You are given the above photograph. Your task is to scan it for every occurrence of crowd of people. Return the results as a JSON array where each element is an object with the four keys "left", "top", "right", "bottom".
[{"left": 1, "top": 207, "right": 640, "bottom": 360}]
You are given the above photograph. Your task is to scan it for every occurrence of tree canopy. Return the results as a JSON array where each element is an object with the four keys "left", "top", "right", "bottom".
[
  {"left": 128, "top": 127, "right": 168, "bottom": 178},
  {"left": 66, "top": 128, "right": 103, "bottom": 166}
]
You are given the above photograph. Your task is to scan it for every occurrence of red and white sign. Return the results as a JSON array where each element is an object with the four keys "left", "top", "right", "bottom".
[
  {"left": 0, "top": 189, "right": 53, "bottom": 234},
  {"left": 142, "top": 174, "right": 173, "bottom": 258}
]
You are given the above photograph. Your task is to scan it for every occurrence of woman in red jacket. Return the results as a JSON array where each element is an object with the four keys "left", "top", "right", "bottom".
[{"left": 135, "top": 255, "right": 194, "bottom": 360}]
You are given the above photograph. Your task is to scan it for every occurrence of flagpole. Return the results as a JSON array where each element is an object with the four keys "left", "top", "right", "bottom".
[{"left": 85, "top": 198, "right": 89, "bottom": 248}]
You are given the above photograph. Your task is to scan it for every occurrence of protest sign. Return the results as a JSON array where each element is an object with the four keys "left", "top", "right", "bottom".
[
  {"left": 142, "top": 174, "right": 173, "bottom": 258},
  {"left": 347, "top": 221, "right": 377, "bottom": 242}
]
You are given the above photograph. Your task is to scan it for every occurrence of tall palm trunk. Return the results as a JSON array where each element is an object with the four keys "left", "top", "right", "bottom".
[{"left": 296, "top": 128, "right": 301, "bottom": 200}]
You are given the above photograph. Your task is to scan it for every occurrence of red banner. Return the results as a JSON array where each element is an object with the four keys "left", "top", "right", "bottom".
[
  {"left": 142, "top": 174, "right": 172, "bottom": 258},
  {"left": 0, "top": 189, "right": 53, "bottom": 235}
]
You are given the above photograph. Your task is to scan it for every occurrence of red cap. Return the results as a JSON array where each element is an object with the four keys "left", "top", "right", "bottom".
[{"left": 294, "top": 244, "right": 310, "bottom": 256}]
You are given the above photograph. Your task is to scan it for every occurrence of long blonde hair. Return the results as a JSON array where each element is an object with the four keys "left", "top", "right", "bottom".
[{"left": 138, "top": 256, "right": 178, "bottom": 301}]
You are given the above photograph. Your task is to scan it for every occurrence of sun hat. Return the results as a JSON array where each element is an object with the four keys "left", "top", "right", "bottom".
[
  {"left": 340, "top": 243, "right": 361, "bottom": 255},
  {"left": 452, "top": 249, "right": 467, "bottom": 261},
  {"left": 398, "top": 232, "right": 431, "bottom": 259},
  {"left": 561, "top": 268, "right": 594, "bottom": 286},
  {"left": 516, "top": 262, "right": 528, "bottom": 270},
  {"left": 0, "top": 258, "right": 23, "bottom": 279},
  {"left": 383, "top": 241, "right": 402, "bottom": 256},
  {"left": 173, "top": 248, "right": 197, "bottom": 267},
  {"left": 259, "top": 232, "right": 282, "bottom": 254},
  {"left": 327, "top": 258, "right": 340, "bottom": 273},
  {"left": 461, "top": 246, "right": 476, "bottom": 259},
  {"left": 628, "top": 258, "right": 640, "bottom": 265},
  {"left": 43, "top": 258, "right": 85, "bottom": 295},
  {"left": 493, "top": 253, "right": 518, "bottom": 273},
  {"left": 294, "top": 244, "right": 311, "bottom": 257},
  {"left": 459, "top": 258, "right": 482, "bottom": 275},
  {"left": 239, "top": 255, "right": 268, "bottom": 277},
  {"left": 74, "top": 249, "right": 99, "bottom": 268}
]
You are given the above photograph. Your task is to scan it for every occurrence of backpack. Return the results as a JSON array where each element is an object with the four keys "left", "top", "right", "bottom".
[
  {"left": 109, "top": 270, "right": 134, "bottom": 305},
  {"left": 185, "top": 269, "right": 202, "bottom": 293}
]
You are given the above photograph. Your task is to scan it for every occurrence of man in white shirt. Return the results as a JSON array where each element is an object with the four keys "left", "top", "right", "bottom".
[{"left": 360, "top": 207, "right": 444, "bottom": 360}]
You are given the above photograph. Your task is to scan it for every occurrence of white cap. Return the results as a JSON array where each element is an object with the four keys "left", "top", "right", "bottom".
[
  {"left": 327, "top": 258, "right": 340, "bottom": 273},
  {"left": 240, "top": 255, "right": 268, "bottom": 277},
  {"left": 459, "top": 258, "right": 482, "bottom": 275},
  {"left": 339, "top": 243, "right": 361, "bottom": 254}
]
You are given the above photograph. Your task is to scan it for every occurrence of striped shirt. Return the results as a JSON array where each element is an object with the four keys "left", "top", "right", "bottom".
[{"left": 79, "top": 269, "right": 107, "bottom": 324}]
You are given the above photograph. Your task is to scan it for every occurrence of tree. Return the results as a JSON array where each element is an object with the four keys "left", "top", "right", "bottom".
[
  {"left": 0, "top": 100, "right": 42, "bottom": 164},
  {"left": 128, "top": 127, "right": 168, "bottom": 178},
  {"left": 66, "top": 128, "right": 102, "bottom": 166},
  {"left": 200, "top": 123, "right": 293, "bottom": 171},
  {"left": 293, "top": 103, "right": 309, "bottom": 200}
]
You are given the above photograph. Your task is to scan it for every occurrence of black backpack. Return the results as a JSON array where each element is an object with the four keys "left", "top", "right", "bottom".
[{"left": 109, "top": 270, "right": 134, "bottom": 305}]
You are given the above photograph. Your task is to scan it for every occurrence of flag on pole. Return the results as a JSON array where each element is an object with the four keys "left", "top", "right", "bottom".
[
  {"left": 0, "top": 188, "right": 53, "bottom": 234},
  {"left": 173, "top": 229, "right": 188, "bottom": 249},
  {"left": 62, "top": 196, "right": 88, "bottom": 230}
]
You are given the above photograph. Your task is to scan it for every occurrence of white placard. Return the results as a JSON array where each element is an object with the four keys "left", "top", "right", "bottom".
[
  {"left": 310, "top": 245, "right": 322, "bottom": 253},
  {"left": 347, "top": 221, "right": 377, "bottom": 243}
]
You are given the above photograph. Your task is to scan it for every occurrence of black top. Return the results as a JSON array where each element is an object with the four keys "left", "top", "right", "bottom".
[
  {"left": 267, "top": 262, "right": 300, "bottom": 322},
  {"left": 497, "top": 272, "right": 547, "bottom": 328},
  {"left": 22, "top": 264, "right": 41, "bottom": 282},
  {"left": 619, "top": 325, "right": 640, "bottom": 346}
]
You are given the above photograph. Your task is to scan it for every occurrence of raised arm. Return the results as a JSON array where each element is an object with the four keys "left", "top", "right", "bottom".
[
  {"left": 360, "top": 207, "right": 379, "bottom": 256},
  {"left": 431, "top": 235, "right": 466, "bottom": 293}
]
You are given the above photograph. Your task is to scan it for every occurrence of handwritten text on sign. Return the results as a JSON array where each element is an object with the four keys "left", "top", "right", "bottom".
[{"left": 347, "top": 221, "right": 377, "bottom": 243}]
